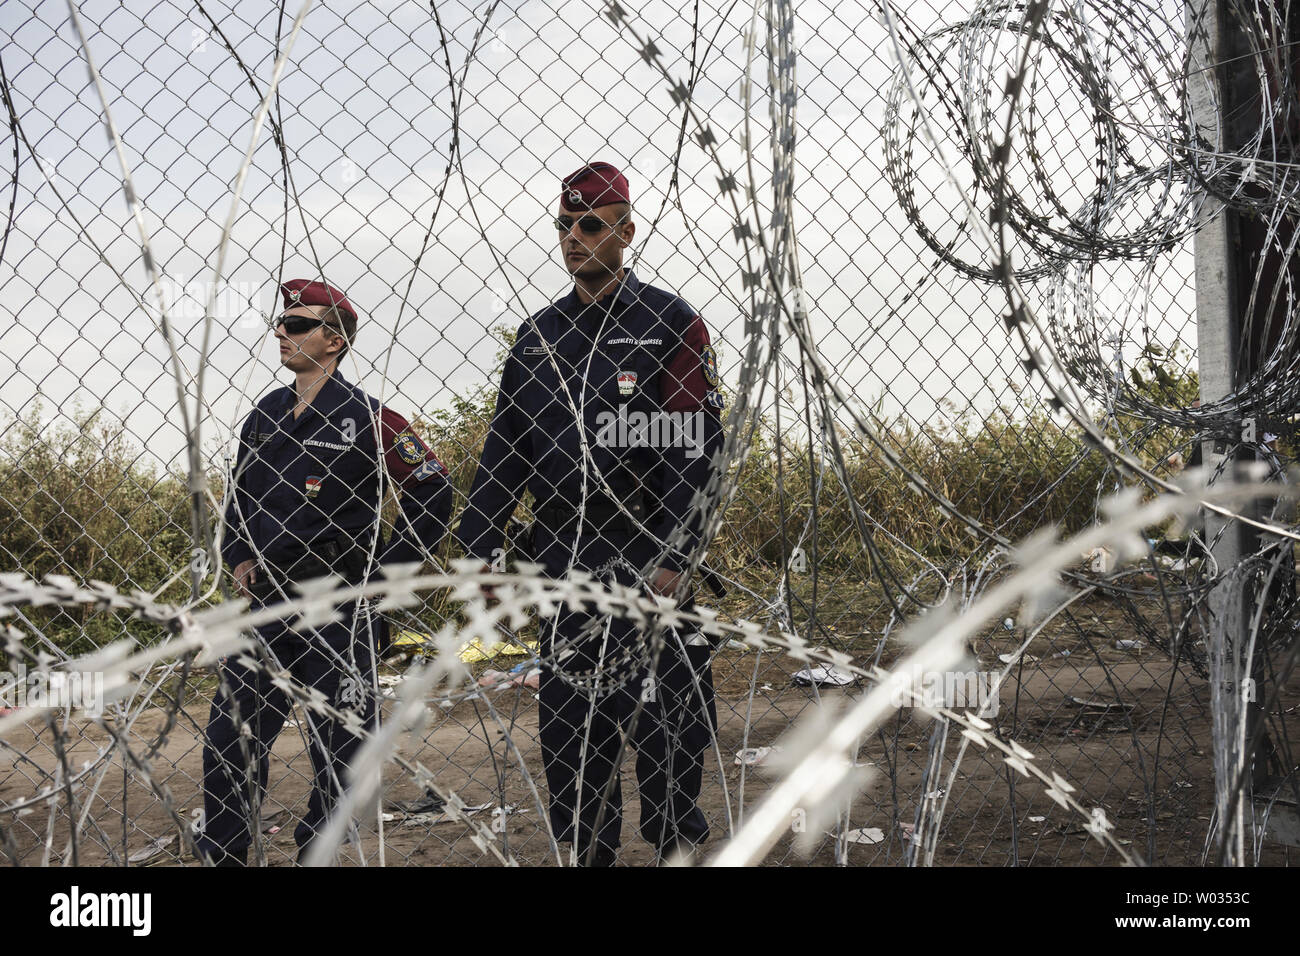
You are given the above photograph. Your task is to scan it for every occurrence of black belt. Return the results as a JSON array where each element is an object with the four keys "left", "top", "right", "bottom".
[
  {"left": 531, "top": 495, "right": 727, "bottom": 598},
  {"left": 249, "top": 536, "right": 369, "bottom": 599},
  {"left": 533, "top": 493, "right": 647, "bottom": 536}
]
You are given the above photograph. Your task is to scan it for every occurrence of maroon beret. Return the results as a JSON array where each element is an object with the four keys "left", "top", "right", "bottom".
[
  {"left": 280, "top": 278, "right": 356, "bottom": 319},
  {"left": 560, "top": 162, "right": 630, "bottom": 212}
]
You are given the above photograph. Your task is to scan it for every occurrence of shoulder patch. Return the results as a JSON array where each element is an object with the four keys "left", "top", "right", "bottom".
[
  {"left": 412, "top": 459, "right": 447, "bottom": 481},
  {"left": 393, "top": 430, "right": 427, "bottom": 466},
  {"left": 701, "top": 344, "right": 720, "bottom": 388}
]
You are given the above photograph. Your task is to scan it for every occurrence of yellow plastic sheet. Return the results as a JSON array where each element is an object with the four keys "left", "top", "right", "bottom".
[
  {"left": 387, "top": 630, "right": 538, "bottom": 663},
  {"left": 457, "top": 638, "right": 539, "bottom": 663}
]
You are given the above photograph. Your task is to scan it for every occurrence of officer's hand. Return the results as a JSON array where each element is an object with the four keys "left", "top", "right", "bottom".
[
  {"left": 476, "top": 562, "right": 498, "bottom": 602},
  {"left": 649, "top": 567, "right": 685, "bottom": 597},
  {"left": 233, "top": 559, "right": 258, "bottom": 598}
]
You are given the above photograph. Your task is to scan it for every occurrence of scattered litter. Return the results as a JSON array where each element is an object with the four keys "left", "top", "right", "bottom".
[
  {"left": 841, "top": 827, "right": 885, "bottom": 845},
  {"left": 389, "top": 791, "right": 447, "bottom": 816},
  {"left": 899, "top": 822, "right": 918, "bottom": 843},
  {"left": 725, "top": 639, "right": 749, "bottom": 651},
  {"left": 1002, "top": 618, "right": 1015, "bottom": 630},
  {"left": 1068, "top": 696, "right": 1134, "bottom": 711},
  {"left": 389, "top": 629, "right": 432, "bottom": 651},
  {"left": 1049, "top": 650, "right": 1071, "bottom": 660},
  {"left": 760, "top": 683, "right": 774, "bottom": 692},
  {"left": 398, "top": 812, "right": 444, "bottom": 826},
  {"left": 395, "top": 803, "right": 524, "bottom": 827},
  {"left": 478, "top": 663, "right": 542, "bottom": 690},
  {"left": 127, "top": 834, "right": 175, "bottom": 864},
  {"left": 462, "top": 803, "right": 520, "bottom": 817},
  {"left": 1174, "top": 781, "right": 1192, "bottom": 789},
  {"left": 925, "top": 788, "right": 946, "bottom": 800},
  {"left": 998, "top": 652, "right": 1038, "bottom": 664},
  {"left": 1115, "top": 639, "right": 1144, "bottom": 651},
  {"left": 735, "top": 746, "right": 782, "bottom": 766},
  {"left": 1085, "top": 546, "right": 1115, "bottom": 573},
  {"left": 1028, "top": 815, "right": 1046, "bottom": 823},
  {"left": 259, "top": 810, "right": 288, "bottom": 834},
  {"left": 458, "top": 638, "right": 539, "bottom": 663},
  {"left": 792, "top": 665, "right": 854, "bottom": 687}
]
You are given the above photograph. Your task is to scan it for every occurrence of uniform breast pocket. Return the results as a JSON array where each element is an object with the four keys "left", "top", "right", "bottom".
[
  {"left": 531, "top": 397, "right": 579, "bottom": 467},
  {"left": 299, "top": 436, "right": 365, "bottom": 503},
  {"left": 300, "top": 440, "right": 346, "bottom": 473},
  {"left": 594, "top": 347, "right": 648, "bottom": 402}
]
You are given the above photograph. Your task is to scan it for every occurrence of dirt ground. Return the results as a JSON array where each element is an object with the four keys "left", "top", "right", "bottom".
[{"left": 2, "top": 649, "right": 1296, "bottom": 867}]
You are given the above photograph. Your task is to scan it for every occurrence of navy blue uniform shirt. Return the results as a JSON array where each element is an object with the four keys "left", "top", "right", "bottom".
[
  {"left": 458, "top": 271, "right": 724, "bottom": 570},
  {"left": 222, "top": 370, "right": 452, "bottom": 572}
]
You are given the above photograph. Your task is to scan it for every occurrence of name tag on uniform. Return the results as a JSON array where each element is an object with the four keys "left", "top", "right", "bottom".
[{"left": 524, "top": 346, "right": 549, "bottom": 356}]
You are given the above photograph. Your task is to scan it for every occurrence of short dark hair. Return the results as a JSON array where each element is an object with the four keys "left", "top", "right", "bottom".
[{"left": 321, "top": 304, "right": 356, "bottom": 359}]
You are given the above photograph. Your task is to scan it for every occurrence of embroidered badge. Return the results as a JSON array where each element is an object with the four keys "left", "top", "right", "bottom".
[
  {"left": 617, "top": 371, "right": 637, "bottom": 396},
  {"left": 701, "top": 345, "right": 720, "bottom": 388},
  {"left": 393, "top": 431, "right": 427, "bottom": 466},
  {"left": 305, "top": 475, "right": 323, "bottom": 498},
  {"left": 706, "top": 389, "right": 725, "bottom": 409}
]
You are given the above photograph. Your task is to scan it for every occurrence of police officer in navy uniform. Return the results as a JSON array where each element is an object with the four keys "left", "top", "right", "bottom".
[
  {"left": 198, "top": 279, "right": 452, "bottom": 866},
  {"left": 458, "top": 163, "right": 724, "bottom": 866}
]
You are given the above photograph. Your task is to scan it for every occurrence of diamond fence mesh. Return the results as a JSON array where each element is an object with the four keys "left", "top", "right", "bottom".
[{"left": 0, "top": 0, "right": 1295, "bottom": 867}]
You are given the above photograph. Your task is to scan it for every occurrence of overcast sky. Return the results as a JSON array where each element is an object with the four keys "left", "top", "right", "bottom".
[{"left": 0, "top": 0, "right": 1197, "bottom": 472}]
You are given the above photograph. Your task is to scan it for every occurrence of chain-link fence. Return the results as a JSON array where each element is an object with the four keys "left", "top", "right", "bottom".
[{"left": 0, "top": 0, "right": 1296, "bottom": 867}]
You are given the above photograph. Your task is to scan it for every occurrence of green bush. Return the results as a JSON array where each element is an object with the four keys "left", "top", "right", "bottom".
[
  {"left": 0, "top": 405, "right": 194, "bottom": 655},
  {"left": 0, "top": 343, "right": 1197, "bottom": 654}
]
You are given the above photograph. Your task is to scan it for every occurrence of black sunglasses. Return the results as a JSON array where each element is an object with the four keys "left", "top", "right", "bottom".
[
  {"left": 554, "top": 214, "right": 626, "bottom": 235},
  {"left": 275, "top": 314, "right": 342, "bottom": 336}
]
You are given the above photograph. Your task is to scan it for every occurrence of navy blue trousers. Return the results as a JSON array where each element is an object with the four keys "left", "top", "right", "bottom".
[
  {"left": 196, "top": 599, "right": 377, "bottom": 863},
  {"left": 537, "top": 528, "right": 717, "bottom": 856}
]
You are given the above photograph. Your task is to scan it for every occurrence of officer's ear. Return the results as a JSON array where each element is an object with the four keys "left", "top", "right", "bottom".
[
  {"left": 618, "top": 216, "right": 635, "bottom": 248},
  {"left": 322, "top": 326, "right": 347, "bottom": 358}
]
